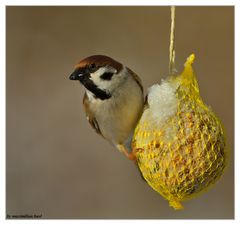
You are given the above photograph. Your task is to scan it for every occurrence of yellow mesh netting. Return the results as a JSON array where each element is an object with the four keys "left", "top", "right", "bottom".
[{"left": 132, "top": 54, "right": 227, "bottom": 210}]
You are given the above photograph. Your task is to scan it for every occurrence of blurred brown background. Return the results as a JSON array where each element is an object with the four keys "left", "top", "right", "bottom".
[{"left": 6, "top": 6, "right": 234, "bottom": 219}]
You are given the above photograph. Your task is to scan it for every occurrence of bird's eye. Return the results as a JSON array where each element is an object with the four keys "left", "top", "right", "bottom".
[
  {"left": 88, "top": 63, "right": 97, "bottom": 73},
  {"left": 100, "top": 72, "right": 114, "bottom": 80}
]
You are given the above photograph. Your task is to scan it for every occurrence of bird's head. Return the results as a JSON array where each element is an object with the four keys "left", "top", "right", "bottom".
[{"left": 69, "top": 55, "right": 126, "bottom": 100}]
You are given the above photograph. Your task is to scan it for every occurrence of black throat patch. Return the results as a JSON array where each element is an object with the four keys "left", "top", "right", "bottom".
[{"left": 79, "top": 78, "right": 111, "bottom": 100}]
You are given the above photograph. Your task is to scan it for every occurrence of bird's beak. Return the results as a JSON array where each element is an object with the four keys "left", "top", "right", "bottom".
[{"left": 69, "top": 70, "right": 80, "bottom": 80}]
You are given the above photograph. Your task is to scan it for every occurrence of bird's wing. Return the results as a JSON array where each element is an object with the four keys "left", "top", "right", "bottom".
[
  {"left": 83, "top": 92, "right": 103, "bottom": 136},
  {"left": 127, "top": 67, "right": 143, "bottom": 93}
]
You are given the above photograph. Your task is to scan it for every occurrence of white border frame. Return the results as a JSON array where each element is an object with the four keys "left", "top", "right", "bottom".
[{"left": 1, "top": 1, "right": 238, "bottom": 224}]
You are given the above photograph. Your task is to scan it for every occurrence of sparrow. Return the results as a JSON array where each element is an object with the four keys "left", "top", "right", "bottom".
[{"left": 69, "top": 55, "right": 144, "bottom": 160}]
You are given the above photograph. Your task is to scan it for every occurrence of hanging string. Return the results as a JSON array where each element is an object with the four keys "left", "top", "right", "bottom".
[{"left": 169, "top": 6, "right": 176, "bottom": 75}]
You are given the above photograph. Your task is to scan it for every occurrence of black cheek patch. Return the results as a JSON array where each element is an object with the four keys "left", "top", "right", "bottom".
[{"left": 100, "top": 72, "right": 114, "bottom": 80}]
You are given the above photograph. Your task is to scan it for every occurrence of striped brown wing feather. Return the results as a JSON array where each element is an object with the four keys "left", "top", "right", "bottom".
[{"left": 127, "top": 67, "right": 143, "bottom": 93}]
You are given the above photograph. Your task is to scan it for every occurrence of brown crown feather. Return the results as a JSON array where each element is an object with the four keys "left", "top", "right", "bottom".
[{"left": 75, "top": 55, "right": 123, "bottom": 73}]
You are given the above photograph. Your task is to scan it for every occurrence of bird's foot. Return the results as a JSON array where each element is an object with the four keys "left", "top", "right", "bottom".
[{"left": 116, "top": 144, "right": 137, "bottom": 162}]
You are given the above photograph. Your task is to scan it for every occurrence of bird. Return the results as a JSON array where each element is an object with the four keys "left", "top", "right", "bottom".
[{"left": 69, "top": 55, "right": 144, "bottom": 161}]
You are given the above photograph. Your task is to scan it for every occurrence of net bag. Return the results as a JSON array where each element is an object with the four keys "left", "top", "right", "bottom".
[{"left": 132, "top": 54, "right": 227, "bottom": 210}]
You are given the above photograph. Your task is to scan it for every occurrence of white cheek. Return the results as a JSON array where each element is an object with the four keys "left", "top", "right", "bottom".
[
  {"left": 89, "top": 67, "right": 125, "bottom": 92},
  {"left": 89, "top": 68, "right": 108, "bottom": 89}
]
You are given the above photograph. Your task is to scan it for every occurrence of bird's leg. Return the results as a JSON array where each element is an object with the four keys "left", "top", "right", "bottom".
[
  {"left": 116, "top": 144, "right": 146, "bottom": 181},
  {"left": 116, "top": 144, "right": 136, "bottom": 161}
]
